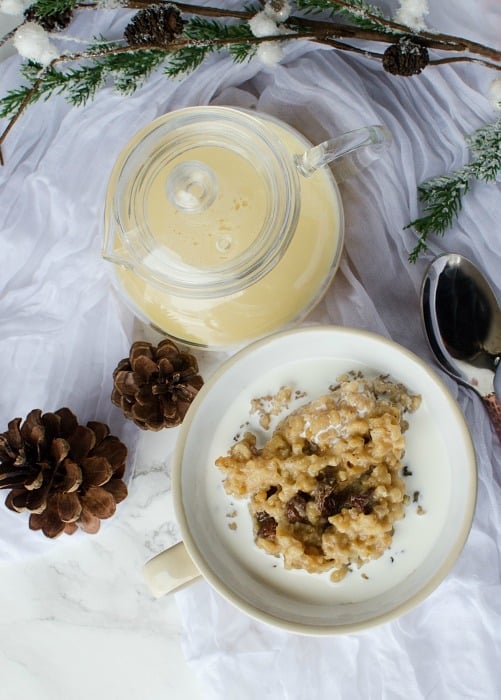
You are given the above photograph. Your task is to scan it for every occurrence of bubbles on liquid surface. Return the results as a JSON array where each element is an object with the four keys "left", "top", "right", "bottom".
[{"left": 216, "top": 234, "right": 233, "bottom": 253}]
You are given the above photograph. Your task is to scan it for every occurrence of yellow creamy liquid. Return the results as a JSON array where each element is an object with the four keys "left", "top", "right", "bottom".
[
  {"left": 110, "top": 118, "right": 341, "bottom": 347},
  {"left": 145, "top": 146, "right": 269, "bottom": 269}
]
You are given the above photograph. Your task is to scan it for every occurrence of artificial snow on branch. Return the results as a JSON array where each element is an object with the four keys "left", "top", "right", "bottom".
[
  {"left": 13, "top": 21, "right": 60, "bottom": 64},
  {"left": 394, "top": 0, "right": 428, "bottom": 32}
]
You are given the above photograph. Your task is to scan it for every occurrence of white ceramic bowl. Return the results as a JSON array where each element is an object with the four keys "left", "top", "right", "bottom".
[{"left": 169, "top": 326, "right": 477, "bottom": 635}]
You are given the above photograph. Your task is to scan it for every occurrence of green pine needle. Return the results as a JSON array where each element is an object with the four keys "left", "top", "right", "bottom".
[
  {"left": 184, "top": 16, "right": 253, "bottom": 42},
  {"left": 0, "top": 62, "right": 68, "bottom": 119},
  {"left": 406, "top": 117, "right": 501, "bottom": 262},
  {"left": 0, "top": 45, "right": 168, "bottom": 118},
  {"left": 229, "top": 41, "right": 257, "bottom": 64},
  {"left": 165, "top": 45, "right": 212, "bottom": 78},
  {"left": 28, "top": 0, "right": 78, "bottom": 18},
  {"left": 0, "top": 86, "right": 35, "bottom": 118},
  {"left": 466, "top": 117, "right": 501, "bottom": 181},
  {"left": 295, "top": 0, "right": 396, "bottom": 33},
  {"left": 406, "top": 173, "right": 470, "bottom": 263},
  {"left": 165, "top": 17, "right": 256, "bottom": 77}
]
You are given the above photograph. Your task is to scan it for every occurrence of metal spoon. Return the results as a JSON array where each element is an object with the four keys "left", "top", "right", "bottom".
[{"left": 421, "top": 253, "right": 501, "bottom": 440}]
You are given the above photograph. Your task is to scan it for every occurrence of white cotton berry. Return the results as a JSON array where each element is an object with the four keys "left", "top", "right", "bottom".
[
  {"left": 249, "top": 11, "right": 281, "bottom": 38},
  {"left": 394, "top": 0, "right": 429, "bottom": 31},
  {"left": 488, "top": 79, "right": 501, "bottom": 111},
  {"left": 13, "top": 22, "right": 60, "bottom": 66},
  {"left": 264, "top": 0, "right": 291, "bottom": 23},
  {"left": 0, "top": 0, "right": 29, "bottom": 15},
  {"left": 256, "top": 41, "right": 284, "bottom": 66}
]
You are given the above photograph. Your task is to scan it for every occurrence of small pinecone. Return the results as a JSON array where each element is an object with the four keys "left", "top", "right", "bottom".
[
  {"left": 24, "top": 5, "right": 73, "bottom": 32},
  {"left": 382, "top": 37, "right": 429, "bottom": 76},
  {"left": 124, "top": 4, "right": 185, "bottom": 47},
  {"left": 111, "top": 339, "right": 204, "bottom": 430},
  {"left": 0, "top": 408, "right": 128, "bottom": 539}
]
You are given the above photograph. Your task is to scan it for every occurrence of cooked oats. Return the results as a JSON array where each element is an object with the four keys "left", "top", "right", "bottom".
[{"left": 215, "top": 374, "right": 421, "bottom": 581}]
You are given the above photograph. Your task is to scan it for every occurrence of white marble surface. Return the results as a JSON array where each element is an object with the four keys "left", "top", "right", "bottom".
[
  {"left": 0, "top": 426, "right": 204, "bottom": 700},
  {"left": 0, "top": 2, "right": 500, "bottom": 699}
]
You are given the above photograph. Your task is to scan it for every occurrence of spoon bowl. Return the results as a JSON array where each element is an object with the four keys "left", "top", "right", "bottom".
[{"left": 421, "top": 253, "right": 501, "bottom": 439}]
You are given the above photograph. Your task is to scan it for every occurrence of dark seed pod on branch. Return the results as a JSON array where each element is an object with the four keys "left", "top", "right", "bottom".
[
  {"left": 24, "top": 4, "right": 73, "bottom": 32},
  {"left": 383, "top": 37, "right": 429, "bottom": 76},
  {"left": 124, "top": 4, "right": 185, "bottom": 47},
  {"left": 111, "top": 339, "right": 204, "bottom": 430},
  {"left": 0, "top": 408, "right": 128, "bottom": 539}
]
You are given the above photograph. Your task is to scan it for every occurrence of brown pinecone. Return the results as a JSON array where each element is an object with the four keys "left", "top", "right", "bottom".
[
  {"left": 124, "top": 4, "right": 185, "bottom": 47},
  {"left": 382, "top": 37, "right": 429, "bottom": 76},
  {"left": 24, "top": 4, "right": 73, "bottom": 32},
  {"left": 111, "top": 339, "right": 204, "bottom": 430},
  {"left": 0, "top": 408, "right": 128, "bottom": 539}
]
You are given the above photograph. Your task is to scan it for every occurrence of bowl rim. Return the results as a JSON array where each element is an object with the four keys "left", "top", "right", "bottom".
[{"left": 172, "top": 325, "right": 478, "bottom": 635}]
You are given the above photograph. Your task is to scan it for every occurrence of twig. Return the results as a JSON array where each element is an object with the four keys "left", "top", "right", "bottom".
[
  {"left": 0, "top": 59, "right": 55, "bottom": 165},
  {"left": 317, "top": 37, "right": 382, "bottom": 60},
  {"left": 429, "top": 56, "right": 501, "bottom": 71}
]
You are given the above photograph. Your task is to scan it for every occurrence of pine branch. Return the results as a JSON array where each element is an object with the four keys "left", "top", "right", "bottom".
[
  {"left": 0, "top": 43, "right": 167, "bottom": 121},
  {"left": 406, "top": 118, "right": 501, "bottom": 262},
  {"left": 1, "top": 1, "right": 501, "bottom": 164},
  {"left": 406, "top": 173, "right": 470, "bottom": 263},
  {"left": 466, "top": 118, "right": 501, "bottom": 180},
  {"left": 86, "top": 41, "right": 167, "bottom": 95},
  {"left": 0, "top": 62, "right": 68, "bottom": 120}
]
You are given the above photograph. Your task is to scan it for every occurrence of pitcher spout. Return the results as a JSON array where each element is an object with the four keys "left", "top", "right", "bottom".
[{"left": 102, "top": 208, "right": 135, "bottom": 269}]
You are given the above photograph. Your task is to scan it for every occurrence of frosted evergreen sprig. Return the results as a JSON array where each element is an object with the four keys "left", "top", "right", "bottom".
[
  {"left": 406, "top": 117, "right": 501, "bottom": 263},
  {"left": 1, "top": 0, "right": 501, "bottom": 165},
  {"left": 295, "top": 0, "right": 395, "bottom": 34},
  {"left": 0, "top": 44, "right": 167, "bottom": 119}
]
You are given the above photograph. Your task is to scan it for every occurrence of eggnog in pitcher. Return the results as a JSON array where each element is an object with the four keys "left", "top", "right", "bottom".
[{"left": 104, "top": 108, "right": 343, "bottom": 348}]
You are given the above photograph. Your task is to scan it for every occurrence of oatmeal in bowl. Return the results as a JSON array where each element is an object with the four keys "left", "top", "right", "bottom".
[
  {"left": 145, "top": 326, "right": 476, "bottom": 635},
  {"left": 215, "top": 374, "right": 421, "bottom": 582}
]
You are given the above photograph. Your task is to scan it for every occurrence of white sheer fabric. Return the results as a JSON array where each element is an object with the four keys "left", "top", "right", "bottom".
[{"left": 0, "top": 0, "right": 500, "bottom": 696}]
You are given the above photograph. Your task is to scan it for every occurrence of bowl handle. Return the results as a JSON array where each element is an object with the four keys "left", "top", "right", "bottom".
[{"left": 143, "top": 541, "right": 201, "bottom": 598}]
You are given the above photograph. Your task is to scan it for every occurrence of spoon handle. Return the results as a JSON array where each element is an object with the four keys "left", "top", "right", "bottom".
[{"left": 483, "top": 394, "right": 501, "bottom": 441}]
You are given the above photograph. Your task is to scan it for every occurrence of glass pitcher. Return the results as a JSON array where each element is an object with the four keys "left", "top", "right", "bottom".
[{"left": 103, "top": 106, "right": 390, "bottom": 349}]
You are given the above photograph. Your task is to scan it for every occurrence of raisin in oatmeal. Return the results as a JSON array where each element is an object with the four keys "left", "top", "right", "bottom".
[{"left": 215, "top": 373, "right": 421, "bottom": 582}]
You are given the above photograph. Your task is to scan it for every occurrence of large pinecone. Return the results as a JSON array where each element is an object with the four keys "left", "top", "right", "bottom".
[
  {"left": 0, "top": 408, "right": 128, "bottom": 539},
  {"left": 111, "top": 339, "right": 204, "bottom": 430}
]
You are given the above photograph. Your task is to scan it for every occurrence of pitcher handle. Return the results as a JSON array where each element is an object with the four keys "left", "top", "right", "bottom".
[{"left": 294, "top": 125, "right": 392, "bottom": 182}]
